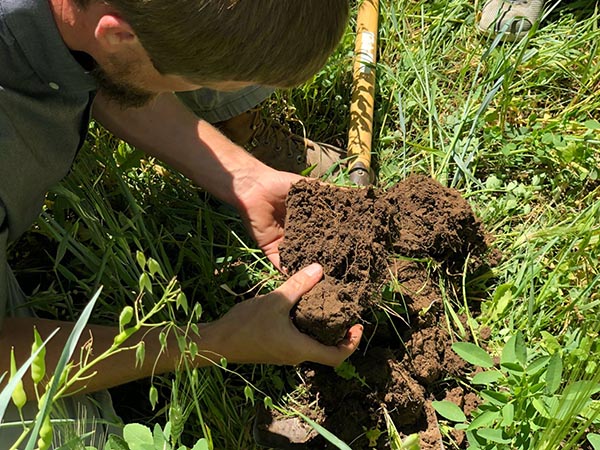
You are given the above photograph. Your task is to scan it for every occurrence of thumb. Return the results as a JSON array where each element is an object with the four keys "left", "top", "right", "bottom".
[{"left": 275, "top": 263, "right": 323, "bottom": 308}]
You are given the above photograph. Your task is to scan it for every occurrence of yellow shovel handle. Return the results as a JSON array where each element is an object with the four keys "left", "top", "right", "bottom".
[{"left": 347, "top": 0, "right": 379, "bottom": 186}]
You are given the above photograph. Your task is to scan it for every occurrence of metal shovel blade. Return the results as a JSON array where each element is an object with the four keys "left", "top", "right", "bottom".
[{"left": 253, "top": 405, "right": 318, "bottom": 449}]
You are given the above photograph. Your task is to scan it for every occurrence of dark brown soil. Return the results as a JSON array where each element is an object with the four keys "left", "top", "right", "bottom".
[{"left": 266, "top": 175, "right": 495, "bottom": 449}]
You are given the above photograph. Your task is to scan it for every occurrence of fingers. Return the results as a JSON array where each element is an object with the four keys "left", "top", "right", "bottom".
[
  {"left": 266, "top": 251, "right": 281, "bottom": 272},
  {"left": 323, "top": 324, "right": 364, "bottom": 367},
  {"left": 275, "top": 263, "right": 323, "bottom": 307},
  {"left": 295, "top": 323, "right": 364, "bottom": 367},
  {"left": 335, "top": 324, "right": 364, "bottom": 358},
  {"left": 270, "top": 262, "right": 363, "bottom": 367}
]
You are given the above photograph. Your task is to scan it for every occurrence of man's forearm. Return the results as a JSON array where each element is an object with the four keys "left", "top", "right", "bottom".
[
  {"left": 91, "top": 92, "right": 271, "bottom": 210},
  {"left": 0, "top": 317, "right": 222, "bottom": 398}
]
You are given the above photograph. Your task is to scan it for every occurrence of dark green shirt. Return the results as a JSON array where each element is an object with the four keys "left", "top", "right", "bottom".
[{"left": 0, "top": 0, "right": 97, "bottom": 322}]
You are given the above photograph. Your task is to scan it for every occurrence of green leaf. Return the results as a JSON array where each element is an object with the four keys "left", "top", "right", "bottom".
[
  {"left": 526, "top": 356, "right": 550, "bottom": 376},
  {"left": 399, "top": 434, "right": 420, "bottom": 450},
  {"left": 190, "top": 439, "right": 210, "bottom": 450},
  {"left": 480, "top": 390, "right": 509, "bottom": 406},
  {"left": 501, "top": 332, "right": 527, "bottom": 367},
  {"left": 465, "top": 430, "right": 482, "bottom": 448},
  {"left": 540, "top": 331, "right": 561, "bottom": 354},
  {"left": 123, "top": 424, "right": 154, "bottom": 450},
  {"left": 335, "top": 361, "right": 358, "bottom": 380},
  {"left": 584, "top": 120, "right": 600, "bottom": 130},
  {"left": 431, "top": 400, "right": 466, "bottom": 422},
  {"left": 477, "top": 428, "right": 511, "bottom": 444},
  {"left": 500, "top": 361, "right": 524, "bottom": 373},
  {"left": 383, "top": 407, "right": 406, "bottom": 450},
  {"left": 489, "top": 283, "right": 514, "bottom": 320},
  {"left": 545, "top": 353, "right": 563, "bottom": 395},
  {"left": 500, "top": 403, "right": 514, "bottom": 427},
  {"left": 529, "top": 382, "right": 546, "bottom": 395},
  {"left": 514, "top": 332, "right": 527, "bottom": 365},
  {"left": 176, "top": 335, "right": 187, "bottom": 354},
  {"left": 153, "top": 423, "right": 168, "bottom": 450},
  {"left": 472, "top": 370, "right": 503, "bottom": 386},
  {"left": 105, "top": 435, "right": 130, "bottom": 450},
  {"left": 531, "top": 397, "right": 551, "bottom": 418},
  {"left": 451, "top": 342, "right": 494, "bottom": 368},
  {"left": 588, "top": 433, "right": 600, "bottom": 449},
  {"left": 467, "top": 410, "right": 500, "bottom": 430}
]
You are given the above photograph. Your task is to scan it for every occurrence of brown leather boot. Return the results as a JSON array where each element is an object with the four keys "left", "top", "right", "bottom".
[{"left": 214, "top": 109, "right": 344, "bottom": 177}]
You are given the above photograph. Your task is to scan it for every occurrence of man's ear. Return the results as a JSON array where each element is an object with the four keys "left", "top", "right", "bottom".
[{"left": 94, "top": 14, "right": 138, "bottom": 53}]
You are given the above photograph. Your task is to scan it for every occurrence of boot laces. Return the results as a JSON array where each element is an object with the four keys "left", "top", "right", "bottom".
[{"left": 247, "top": 110, "right": 307, "bottom": 164}]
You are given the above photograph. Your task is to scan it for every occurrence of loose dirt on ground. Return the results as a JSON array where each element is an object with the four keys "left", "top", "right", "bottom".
[{"left": 256, "top": 175, "right": 496, "bottom": 449}]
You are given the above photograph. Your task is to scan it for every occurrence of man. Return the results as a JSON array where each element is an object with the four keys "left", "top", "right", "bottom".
[{"left": 0, "top": 0, "right": 363, "bottom": 445}]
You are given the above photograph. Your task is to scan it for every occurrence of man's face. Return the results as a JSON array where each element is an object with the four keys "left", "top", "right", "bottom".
[
  {"left": 93, "top": 52, "right": 252, "bottom": 109},
  {"left": 91, "top": 52, "right": 202, "bottom": 108}
]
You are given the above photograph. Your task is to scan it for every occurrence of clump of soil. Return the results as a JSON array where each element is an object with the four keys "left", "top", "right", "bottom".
[{"left": 266, "top": 175, "right": 495, "bottom": 449}]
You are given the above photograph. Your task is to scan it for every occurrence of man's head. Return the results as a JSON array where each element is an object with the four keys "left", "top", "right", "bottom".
[{"left": 76, "top": 0, "right": 350, "bottom": 107}]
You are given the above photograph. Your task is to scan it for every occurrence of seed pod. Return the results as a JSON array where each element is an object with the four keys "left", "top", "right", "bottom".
[
  {"left": 119, "top": 306, "right": 134, "bottom": 331},
  {"left": 113, "top": 327, "right": 136, "bottom": 346},
  {"left": 37, "top": 415, "right": 53, "bottom": 450},
  {"left": 31, "top": 327, "right": 46, "bottom": 385},
  {"left": 57, "top": 364, "right": 72, "bottom": 388},
  {"left": 37, "top": 390, "right": 47, "bottom": 409},
  {"left": 10, "top": 347, "right": 27, "bottom": 410}
]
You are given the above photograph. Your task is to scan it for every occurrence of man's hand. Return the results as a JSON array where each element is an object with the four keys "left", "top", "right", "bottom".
[
  {"left": 233, "top": 168, "right": 302, "bottom": 270},
  {"left": 198, "top": 263, "right": 363, "bottom": 367}
]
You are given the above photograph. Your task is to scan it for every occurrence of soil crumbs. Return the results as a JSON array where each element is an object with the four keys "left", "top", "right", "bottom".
[{"left": 263, "top": 175, "right": 495, "bottom": 449}]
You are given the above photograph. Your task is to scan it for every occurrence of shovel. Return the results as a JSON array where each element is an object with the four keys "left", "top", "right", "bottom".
[
  {"left": 253, "top": 1, "right": 380, "bottom": 447},
  {"left": 348, "top": 0, "right": 379, "bottom": 186}
]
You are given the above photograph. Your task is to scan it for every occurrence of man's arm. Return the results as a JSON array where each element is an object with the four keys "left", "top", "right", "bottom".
[
  {"left": 92, "top": 92, "right": 279, "bottom": 211},
  {"left": 0, "top": 264, "right": 363, "bottom": 398},
  {"left": 92, "top": 92, "right": 300, "bottom": 269},
  {"left": 1, "top": 315, "right": 177, "bottom": 399}
]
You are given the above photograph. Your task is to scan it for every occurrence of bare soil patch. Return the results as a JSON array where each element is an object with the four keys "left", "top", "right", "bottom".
[{"left": 258, "top": 175, "right": 495, "bottom": 449}]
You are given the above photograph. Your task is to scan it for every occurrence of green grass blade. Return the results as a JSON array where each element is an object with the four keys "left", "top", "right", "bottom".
[{"left": 24, "top": 287, "right": 101, "bottom": 450}]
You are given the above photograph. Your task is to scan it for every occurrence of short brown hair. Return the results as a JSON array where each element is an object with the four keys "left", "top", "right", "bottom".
[{"left": 86, "top": 0, "right": 350, "bottom": 88}]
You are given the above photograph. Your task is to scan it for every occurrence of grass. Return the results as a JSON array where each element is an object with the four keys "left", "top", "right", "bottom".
[{"left": 5, "top": 0, "right": 600, "bottom": 448}]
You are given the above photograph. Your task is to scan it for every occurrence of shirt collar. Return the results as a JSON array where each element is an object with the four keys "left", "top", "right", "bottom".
[{"left": 3, "top": 0, "right": 98, "bottom": 93}]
